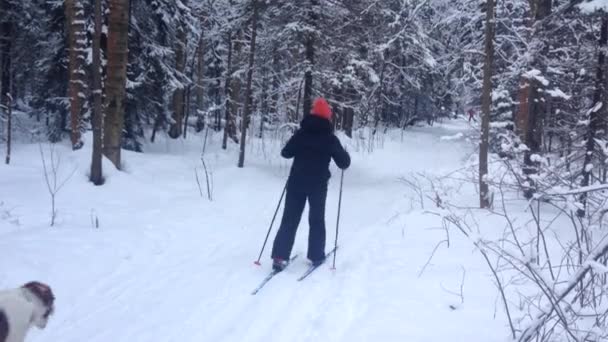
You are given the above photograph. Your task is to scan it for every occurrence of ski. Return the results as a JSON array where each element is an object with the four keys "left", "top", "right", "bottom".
[
  {"left": 297, "top": 247, "right": 338, "bottom": 282},
  {"left": 251, "top": 254, "right": 298, "bottom": 295}
]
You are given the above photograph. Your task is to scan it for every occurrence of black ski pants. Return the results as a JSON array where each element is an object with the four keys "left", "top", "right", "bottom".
[{"left": 271, "top": 185, "right": 327, "bottom": 262}]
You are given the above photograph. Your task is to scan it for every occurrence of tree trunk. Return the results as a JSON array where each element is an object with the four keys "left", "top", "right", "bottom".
[
  {"left": 344, "top": 106, "right": 354, "bottom": 138},
  {"left": 121, "top": 0, "right": 142, "bottom": 153},
  {"left": 5, "top": 93, "right": 10, "bottom": 165},
  {"left": 295, "top": 79, "right": 303, "bottom": 122},
  {"left": 302, "top": 0, "right": 317, "bottom": 118},
  {"left": 579, "top": 14, "right": 608, "bottom": 217},
  {"left": 90, "top": 0, "right": 104, "bottom": 185},
  {"left": 150, "top": 113, "right": 164, "bottom": 143},
  {"left": 0, "top": 87, "right": 2, "bottom": 167},
  {"left": 195, "top": 29, "right": 205, "bottom": 132},
  {"left": 169, "top": 24, "right": 188, "bottom": 138},
  {"left": 334, "top": 81, "right": 343, "bottom": 131},
  {"left": 65, "top": 0, "right": 86, "bottom": 150},
  {"left": 238, "top": 0, "right": 259, "bottom": 168},
  {"left": 259, "top": 65, "right": 269, "bottom": 138},
  {"left": 222, "top": 32, "right": 234, "bottom": 150},
  {"left": 0, "top": 7, "right": 3, "bottom": 126},
  {"left": 515, "top": 0, "right": 552, "bottom": 199},
  {"left": 228, "top": 31, "right": 244, "bottom": 144},
  {"left": 103, "top": 0, "right": 130, "bottom": 169},
  {"left": 1, "top": 7, "right": 10, "bottom": 164},
  {"left": 230, "top": 74, "right": 241, "bottom": 138},
  {"left": 183, "top": 85, "right": 191, "bottom": 138},
  {"left": 0, "top": 14, "right": 11, "bottom": 110},
  {"left": 270, "top": 51, "right": 279, "bottom": 115},
  {"left": 516, "top": 81, "right": 530, "bottom": 140},
  {"left": 479, "top": 0, "right": 495, "bottom": 209},
  {"left": 374, "top": 62, "right": 387, "bottom": 134},
  {"left": 214, "top": 50, "right": 222, "bottom": 131}
]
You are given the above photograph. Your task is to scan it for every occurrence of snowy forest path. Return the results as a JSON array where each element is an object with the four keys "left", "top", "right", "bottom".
[{"left": 1, "top": 120, "right": 507, "bottom": 341}]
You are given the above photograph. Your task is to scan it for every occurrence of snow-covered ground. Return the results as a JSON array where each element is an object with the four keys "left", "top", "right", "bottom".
[{"left": 0, "top": 119, "right": 512, "bottom": 341}]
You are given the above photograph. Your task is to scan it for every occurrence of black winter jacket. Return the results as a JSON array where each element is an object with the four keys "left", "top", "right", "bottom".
[{"left": 282, "top": 115, "right": 351, "bottom": 190}]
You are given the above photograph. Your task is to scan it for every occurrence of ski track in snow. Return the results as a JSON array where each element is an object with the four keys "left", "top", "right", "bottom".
[{"left": 0, "top": 120, "right": 508, "bottom": 341}]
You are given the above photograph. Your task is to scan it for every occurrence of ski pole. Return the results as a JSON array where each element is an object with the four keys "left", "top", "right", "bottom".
[
  {"left": 254, "top": 181, "right": 288, "bottom": 266},
  {"left": 331, "top": 169, "right": 344, "bottom": 270}
]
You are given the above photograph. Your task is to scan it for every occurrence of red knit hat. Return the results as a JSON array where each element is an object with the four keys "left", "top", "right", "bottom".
[{"left": 311, "top": 97, "right": 332, "bottom": 120}]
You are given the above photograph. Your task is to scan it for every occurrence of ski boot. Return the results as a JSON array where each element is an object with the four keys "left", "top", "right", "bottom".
[
  {"left": 310, "top": 257, "right": 326, "bottom": 267},
  {"left": 272, "top": 257, "right": 289, "bottom": 272}
]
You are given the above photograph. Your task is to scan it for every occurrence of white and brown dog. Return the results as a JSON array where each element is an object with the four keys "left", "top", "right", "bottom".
[{"left": 0, "top": 282, "right": 55, "bottom": 342}]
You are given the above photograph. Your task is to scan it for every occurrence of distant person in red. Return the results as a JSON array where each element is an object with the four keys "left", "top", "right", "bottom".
[
  {"left": 468, "top": 108, "right": 476, "bottom": 122},
  {"left": 271, "top": 97, "right": 351, "bottom": 272}
]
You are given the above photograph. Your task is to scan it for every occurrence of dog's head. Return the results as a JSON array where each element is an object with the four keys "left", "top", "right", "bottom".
[{"left": 22, "top": 281, "right": 55, "bottom": 328}]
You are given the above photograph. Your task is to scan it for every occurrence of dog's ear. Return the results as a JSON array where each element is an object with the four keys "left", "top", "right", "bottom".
[
  {"left": 22, "top": 281, "right": 55, "bottom": 325},
  {"left": 22, "top": 282, "right": 54, "bottom": 307}
]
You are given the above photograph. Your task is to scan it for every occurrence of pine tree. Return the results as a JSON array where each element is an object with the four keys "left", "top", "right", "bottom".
[
  {"left": 33, "top": 1, "right": 70, "bottom": 142},
  {"left": 129, "top": 0, "right": 196, "bottom": 146}
]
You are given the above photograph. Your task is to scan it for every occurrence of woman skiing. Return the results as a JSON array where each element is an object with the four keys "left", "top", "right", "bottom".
[{"left": 271, "top": 97, "right": 351, "bottom": 271}]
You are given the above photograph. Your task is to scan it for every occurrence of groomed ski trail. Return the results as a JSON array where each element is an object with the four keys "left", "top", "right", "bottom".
[{"left": 1, "top": 120, "right": 506, "bottom": 342}]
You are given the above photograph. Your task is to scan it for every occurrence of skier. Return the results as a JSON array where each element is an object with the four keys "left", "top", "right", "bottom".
[
  {"left": 468, "top": 108, "right": 476, "bottom": 122},
  {"left": 271, "top": 97, "right": 351, "bottom": 272}
]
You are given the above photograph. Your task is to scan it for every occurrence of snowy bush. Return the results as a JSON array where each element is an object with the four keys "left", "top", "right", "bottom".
[{"left": 403, "top": 167, "right": 608, "bottom": 342}]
